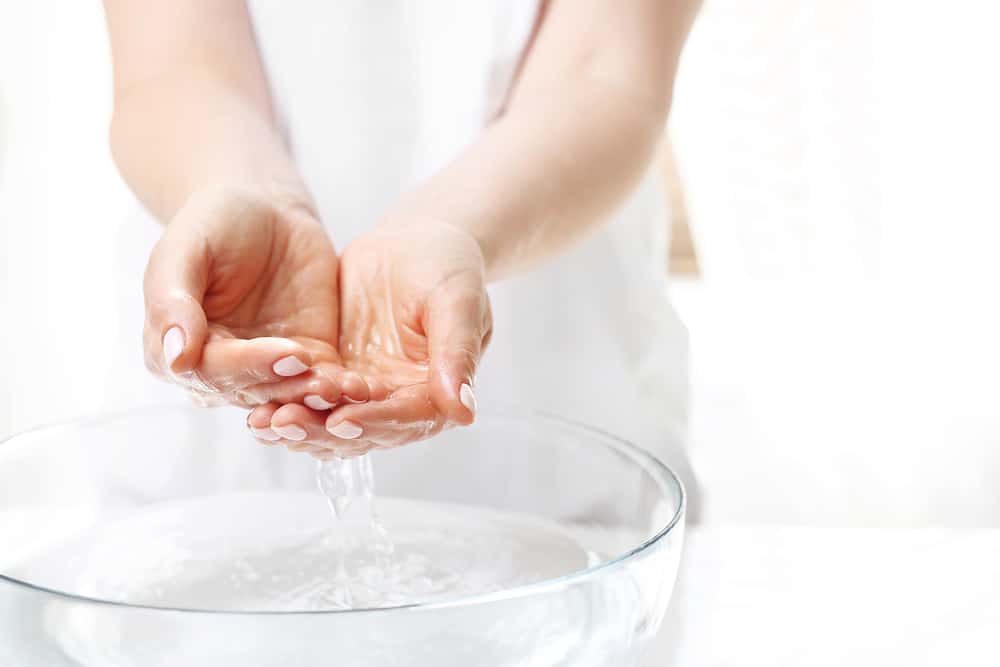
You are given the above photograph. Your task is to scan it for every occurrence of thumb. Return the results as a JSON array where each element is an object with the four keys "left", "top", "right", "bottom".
[
  {"left": 143, "top": 222, "right": 210, "bottom": 376},
  {"left": 425, "top": 276, "right": 490, "bottom": 425}
]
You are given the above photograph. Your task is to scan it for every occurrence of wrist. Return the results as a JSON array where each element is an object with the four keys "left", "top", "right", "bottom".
[
  {"left": 376, "top": 214, "right": 491, "bottom": 275},
  {"left": 261, "top": 180, "right": 320, "bottom": 222},
  {"left": 183, "top": 181, "right": 319, "bottom": 225}
]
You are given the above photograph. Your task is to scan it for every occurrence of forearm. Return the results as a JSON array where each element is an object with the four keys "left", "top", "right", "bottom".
[
  {"left": 388, "top": 0, "right": 698, "bottom": 281},
  {"left": 110, "top": 70, "right": 310, "bottom": 221},
  {"left": 390, "top": 77, "right": 664, "bottom": 281},
  {"left": 104, "top": 0, "right": 311, "bottom": 222}
]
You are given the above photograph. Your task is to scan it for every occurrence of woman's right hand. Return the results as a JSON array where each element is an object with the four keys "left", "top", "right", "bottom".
[{"left": 142, "top": 187, "right": 369, "bottom": 432}]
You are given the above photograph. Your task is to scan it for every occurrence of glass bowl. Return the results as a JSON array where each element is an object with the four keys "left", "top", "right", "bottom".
[{"left": 0, "top": 406, "right": 685, "bottom": 666}]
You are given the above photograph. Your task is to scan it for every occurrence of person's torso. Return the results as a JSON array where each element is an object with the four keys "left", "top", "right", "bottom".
[{"left": 249, "top": 1, "right": 540, "bottom": 244}]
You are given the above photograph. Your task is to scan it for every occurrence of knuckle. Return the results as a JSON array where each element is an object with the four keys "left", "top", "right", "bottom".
[
  {"left": 452, "top": 346, "right": 480, "bottom": 375},
  {"left": 234, "top": 388, "right": 265, "bottom": 406},
  {"left": 245, "top": 365, "right": 272, "bottom": 384},
  {"left": 308, "top": 375, "right": 333, "bottom": 395},
  {"left": 186, "top": 369, "right": 224, "bottom": 394},
  {"left": 143, "top": 301, "right": 172, "bottom": 331},
  {"left": 475, "top": 301, "right": 490, "bottom": 332},
  {"left": 143, "top": 349, "right": 162, "bottom": 376},
  {"left": 186, "top": 390, "right": 225, "bottom": 408},
  {"left": 481, "top": 323, "right": 494, "bottom": 352}
]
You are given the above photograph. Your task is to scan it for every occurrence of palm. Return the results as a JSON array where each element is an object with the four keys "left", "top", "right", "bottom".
[
  {"left": 202, "top": 209, "right": 340, "bottom": 363},
  {"left": 336, "top": 227, "right": 463, "bottom": 391},
  {"left": 309, "top": 223, "right": 490, "bottom": 446}
]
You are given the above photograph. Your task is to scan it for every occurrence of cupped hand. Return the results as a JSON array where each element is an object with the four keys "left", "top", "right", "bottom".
[
  {"left": 247, "top": 220, "right": 492, "bottom": 456},
  {"left": 143, "top": 187, "right": 370, "bottom": 419}
]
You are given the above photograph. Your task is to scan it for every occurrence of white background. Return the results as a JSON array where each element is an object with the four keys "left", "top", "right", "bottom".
[
  {"left": 670, "top": 0, "right": 1000, "bottom": 526},
  {"left": 1, "top": 4, "right": 129, "bottom": 436}
]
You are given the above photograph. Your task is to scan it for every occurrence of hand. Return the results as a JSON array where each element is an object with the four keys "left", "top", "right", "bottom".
[
  {"left": 143, "top": 187, "right": 370, "bottom": 422},
  {"left": 247, "top": 220, "right": 492, "bottom": 456}
]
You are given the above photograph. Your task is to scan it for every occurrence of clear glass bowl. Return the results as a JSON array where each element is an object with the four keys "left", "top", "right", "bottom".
[{"left": 0, "top": 406, "right": 685, "bottom": 666}]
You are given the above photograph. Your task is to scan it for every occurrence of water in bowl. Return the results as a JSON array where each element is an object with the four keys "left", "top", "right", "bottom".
[{"left": 22, "top": 455, "right": 597, "bottom": 612}]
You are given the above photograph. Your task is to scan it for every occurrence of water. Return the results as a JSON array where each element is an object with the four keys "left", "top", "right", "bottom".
[
  {"left": 9, "top": 492, "right": 642, "bottom": 666},
  {"left": 316, "top": 455, "right": 377, "bottom": 521},
  {"left": 4, "top": 460, "right": 653, "bottom": 665},
  {"left": 313, "top": 454, "right": 392, "bottom": 608},
  {"left": 6, "top": 457, "right": 650, "bottom": 664},
  {"left": 34, "top": 489, "right": 596, "bottom": 612}
]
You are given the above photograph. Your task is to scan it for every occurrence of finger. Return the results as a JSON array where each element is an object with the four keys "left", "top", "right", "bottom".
[
  {"left": 362, "top": 374, "right": 392, "bottom": 402},
  {"left": 424, "top": 276, "right": 489, "bottom": 425},
  {"left": 185, "top": 386, "right": 230, "bottom": 408},
  {"left": 196, "top": 337, "right": 312, "bottom": 392},
  {"left": 248, "top": 403, "right": 369, "bottom": 453},
  {"left": 311, "top": 443, "right": 375, "bottom": 460},
  {"left": 239, "top": 369, "right": 343, "bottom": 408},
  {"left": 326, "top": 384, "right": 446, "bottom": 448},
  {"left": 143, "top": 223, "right": 211, "bottom": 375},
  {"left": 247, "top": 402, "right": 282, "bottom": 442},
  {"left": 268, "top": 403, "right": 373, "bottom": 452},
  {"left": 336, "top": 367, "right": 372, "bottom": 403},
  {"left": 239, "top": 363, "right": 368, "bottom": 407},
  {"left": 284, "top": 441, "right": 330, "bottom": 455},
  {"left": 311, "top": 445, "right": 374, "bottom": 459}
]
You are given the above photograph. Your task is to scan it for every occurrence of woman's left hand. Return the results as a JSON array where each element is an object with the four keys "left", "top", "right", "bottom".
[{"left": 247, "top": 220, "right": 492, "bottom": 457}]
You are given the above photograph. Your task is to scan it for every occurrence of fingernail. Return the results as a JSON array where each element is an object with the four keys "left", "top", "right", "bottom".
[
  {"left": 163, "top": 327, "right": 185, "bottom": 370},
  {"left": 328, "top": 420, "right": 363, "bottom": 440},
  {"left": 304, "top": 395, "right": 334, "bottom": 411},
  {"left": 273, "top": 424, "right": 307, "bottom": 441},
  {"left": 273, "top": 356, "right": 309, "bottom": 377},
  {"left": 251, "top": 427, "right": 281, "bottom": 442},
  {"left": 460, "top": 383, "right": 477, "bottom": 415}
]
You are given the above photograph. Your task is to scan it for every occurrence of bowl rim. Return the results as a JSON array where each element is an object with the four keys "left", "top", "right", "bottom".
[{"left": 0, "top": 405, "right": 686, "bottom": 615}]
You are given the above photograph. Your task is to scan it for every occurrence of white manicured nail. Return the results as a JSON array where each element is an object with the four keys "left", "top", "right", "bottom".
[
  {"left": 251, "top": 427, "right": 281, "bottom": 442},
  {"left": 273, "top": 356, "right": 308, "bottom": 377},
  {"left": 328, "top": 420, "right": 363, "bottom": 440},
  {"left": 163, "top": 327, "right": 185, "bottom": 370},
  {"left": 273, "top": 424, "right": 307, "bottom": 441},
  {"left": 304, "top": 395, "right": 333, "bottom": 411},
  {"left": 460, "top": 383, "right": 477, "bottom": 415}
]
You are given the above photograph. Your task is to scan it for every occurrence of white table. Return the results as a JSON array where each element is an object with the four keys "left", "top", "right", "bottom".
[{"left": 645, "top": 525, "right": 1000, "bottom": 666}]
